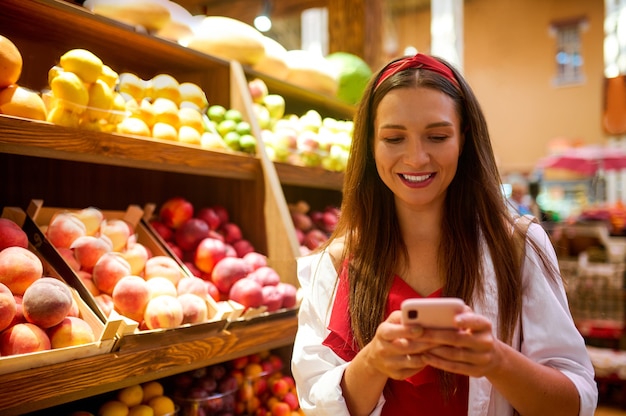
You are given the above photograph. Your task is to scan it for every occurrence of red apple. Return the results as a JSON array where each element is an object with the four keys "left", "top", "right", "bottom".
[
  {"left": 304, "top": 229, "right": 328, "bottom": 250},
  {"left": 232, "top": 239, "right": 254, "bottom": 257},
  {"left": 229, "top": 278, "right": 263, "bottom": 309},
  {"left": 261, "top": 285, "right": 283, "bottom": 312},
  {"left": 194, "top": 237, "right": 227, "bottom": 275},
  {"left": 211, "top": 205, "right": 229, "bottom": 225},
  {"left": 276, "top": 282, "right": 297, "bottom": 309},
  {"left": 196, "top": 207, "right": 222, "bottom": 231},
  {"left": 247, "top": 266, "right": 280, "bottom": 286},
  {"left": 219, "top": 222, "right": 242, "bottom": 244},
  {"left": 159, "top": 197, "right": 194, "bottom": 229},
  {"left": 242, "top": 251, "right": 267, "bottom": 270},
  {"left": 211, "top": 257, "right": 251, "bottom": 294},
  {"left": 175, "top": 218, "right": 210, "bottom": 252},
  {"left": 150, "top": 220, "right": 174, "bottom": 242}
]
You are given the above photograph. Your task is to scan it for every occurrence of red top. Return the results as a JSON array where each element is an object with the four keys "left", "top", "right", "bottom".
[{"left": 322, "top": 268, "right": 468, "bottom": 415}]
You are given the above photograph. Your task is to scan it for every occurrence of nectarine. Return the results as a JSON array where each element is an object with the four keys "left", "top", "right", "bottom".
[
  {"left": 0, "top": 218, "right": 28, "bottom": 251},
  {"left": 0, "top": 246, "right": 43, "bottom": 295}
]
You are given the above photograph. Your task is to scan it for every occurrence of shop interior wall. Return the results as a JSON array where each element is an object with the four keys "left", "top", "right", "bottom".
[{"left": 391, "top": 0, "right": 605, "bottom": 176}]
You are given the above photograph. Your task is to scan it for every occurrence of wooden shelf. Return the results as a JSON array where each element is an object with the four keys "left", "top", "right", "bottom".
[{"left": 0, "top": 313, "right": 298, "bottom": 416}]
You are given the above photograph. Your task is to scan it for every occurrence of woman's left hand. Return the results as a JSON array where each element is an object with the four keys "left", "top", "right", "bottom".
[{"left": 417, "top": 311, "right": 504, "bottom": 378}]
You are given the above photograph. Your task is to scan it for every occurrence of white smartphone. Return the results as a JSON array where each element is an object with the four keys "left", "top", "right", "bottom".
[{"left": 400, "top": 298, "right": 467, "bottom": 329}]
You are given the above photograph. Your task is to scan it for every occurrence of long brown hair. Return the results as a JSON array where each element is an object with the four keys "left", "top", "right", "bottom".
[{"left": 327, "top": 55, "right": 557, "bottom": 351}]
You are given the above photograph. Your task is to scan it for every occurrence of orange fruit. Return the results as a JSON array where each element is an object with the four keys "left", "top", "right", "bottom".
[
  {"left": 0, "top": 85, "right": 47, "bottom": 121},
  {"left": 0, "top": 35, "right": 22, "bottom": 88}
]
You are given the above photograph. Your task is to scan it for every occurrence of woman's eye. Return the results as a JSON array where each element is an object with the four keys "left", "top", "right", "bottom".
[
  {"left": 429, "top": 135, "right": 448, "bottom": 142},
  {"left": 383, "top": 136, "right": 404, "bottom": 143}
]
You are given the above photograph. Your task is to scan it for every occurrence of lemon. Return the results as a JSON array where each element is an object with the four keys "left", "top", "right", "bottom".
[
  {"left": 98, "top": 400, "right": 129, "bottom": 416},
  {"left": 117, "top": 384, "right": 144, "bottom": 407},
  {"left": 50, "top": 71, "right": 89, "bottom": 109},
  {"left": 128, "top": 405, "right": 154, "bottom": 416},
  {"left": 60, "top": 49, "right": 104, "bottom": 84},
  {"left": 117, "top": 116, "right": 151, "bottom": 137},
  {"left": 47, "top": 105, "right": 80, "bottom": 128},
  {"left": 109, "top": 92, "right": 128, "bottom": 124},
  {"left": 86, "top": 78, "right": 114, "bottom": 121},
  {"left": 152, "top": 97, "right": 180, "bottom": 128},
  {"left": 178, "top": 82, "right": 208, "bottom": 110},
  {"left": 118, "top": 73, "right": 146, "bottom": 102},
  {"left": 48, "top": 65, "right": 64, "bottom": 85},
  {"left": 147, "top": 395, "right": 175, "bottom": 416},
  {"left": 141, "top": 381, "right": 164, "bottom": 404},
  {"left": 99, "top": 64, "right": 119, "bottom": 89},
  {"left": 152, "top": 122, "right": 178, "bottom": 141},
  {"left": 148, "top": 74, "right": 180, "bottom": 104},
  {"left": 178, "top": 107, "right": 204, "bottom": 134},
  {"left": 178, "top": 125, "right": 202, "bottom": 145}
]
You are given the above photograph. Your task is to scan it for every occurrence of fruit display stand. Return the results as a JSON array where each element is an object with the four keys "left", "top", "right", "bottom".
[{"left": 0, "top": 0, "right": 349, "bottom": 414}]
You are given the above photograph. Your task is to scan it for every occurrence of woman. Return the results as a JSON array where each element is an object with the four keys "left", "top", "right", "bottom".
[{"left": 291, "top": 53, "right": 597, "bottom": 416}]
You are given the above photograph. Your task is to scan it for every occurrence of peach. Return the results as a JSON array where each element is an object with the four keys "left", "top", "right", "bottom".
[
  {"left": 144, "top": 255, "right": 183, "bottom": 286},
  {"left": 0, "top": 322, "right": 51, "bottom": 356},
  {"left": 92, "top": 252, "right": 132, "bottom": 295},
  {"left": 194, "top": 237, "right": 227, "bottom": 275},
  {"left": 70, "top": 235, "right": 113, "bottom": 272},
  {"left": 47, "top": 316, "right": 96, "bottom": 348},
  {"left": 178, "top": 293, "right": 209, "bottom": 324},
  {"left": 177, "top": 276, "right": 209, "bottom": 297},
  {"left": 9, "top": 295, "right": 25, "bottom": 327},
  {"left": 121, "top": 240, "right": 149, "bottom": 276},
  {"left": 211, "top": 257, "right": 251, "bottom": 294},
  {"left": 0, "top": 218, "right": 28, "bottom": 251},
  {"left": 146, "top": 276, "right": 177, "bottom": 299},
  {"left": 22, "top": 277, "right": 73, "bottom": 328},
  {"left": 57, "top": 247, "right": 81, "bottom": 272},
  {"left": 46, "top": 212, "right": 87, "bottom": 249},
  {"left": 73, "top": 206, "right": 104, "bottom": 236},
  {"left": 77, "top": 270, "right": 100, "bottom": 296},
  {"left": 0, "top": 246, "right": 43, "bottom": 295},
  {"left": 0, "top": 282, "right": 17, "bottom": 331},
  {"left": 159, "top": 197, "right": 194, "bottom": 229},
  {"left": 67, "top": 295, "right": 80, "bottom": 318},
  {"left": 143, "top": 295, "right": 183, "bottom": 330},
  {"left": 100, "top": 218, "right": 132, "bottom": 252},
  {"left": 112, "top": 275, "right": 150, "bottom": 322},
  {"left": 95, "top": 293, "right": 114, "bottom": 317}
]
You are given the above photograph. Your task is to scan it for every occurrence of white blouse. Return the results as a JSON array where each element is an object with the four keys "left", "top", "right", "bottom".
[{"left": 291, "top": 223, "right": 598, "bottom": 416}]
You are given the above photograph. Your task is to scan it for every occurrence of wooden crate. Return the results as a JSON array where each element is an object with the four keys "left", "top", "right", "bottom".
[
  {"left": 25, "top": 200, "right": 232, "bottom": 352},
  {"left": 0, "top": 207, "right": 119, "bottom": 375}
]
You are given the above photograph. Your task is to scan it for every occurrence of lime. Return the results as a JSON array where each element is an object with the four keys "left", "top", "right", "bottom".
[
  {"left": 224, "top": 108, "right": 243, "bottom": 123},
  {"left": 207, "top": 104, "right": 226, "bottom": 123},
  {"left": 239, "top": 134, "right": 257, "bottom": 153},
  {"left": 217, "top": 119, "right": 237, "bottom": 137},
  {"left": 236, "top": 120, "right": 252, "bottom": 135},
  {"left": 223, "top": 131, "right": 241, "bottom": 150}
]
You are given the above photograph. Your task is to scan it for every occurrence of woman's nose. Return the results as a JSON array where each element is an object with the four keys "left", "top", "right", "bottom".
[{"left": 405, "top": 139, "right": 429, "bottom": 165}]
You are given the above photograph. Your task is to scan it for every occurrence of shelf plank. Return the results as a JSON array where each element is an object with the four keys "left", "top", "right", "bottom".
[
  {"left": 274, "top": 162, "right": 344, "bottom": 191},
  {"left": 0, "top": 115, "right": 261, "bottom": 180},
  {"left": 0, "top": 315, "right": 298, "bottom": 416}
]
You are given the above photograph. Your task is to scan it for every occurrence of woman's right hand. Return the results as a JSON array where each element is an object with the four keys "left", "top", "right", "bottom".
[{"left": 359, "top": 310, "right": 436, "bottom": 380}]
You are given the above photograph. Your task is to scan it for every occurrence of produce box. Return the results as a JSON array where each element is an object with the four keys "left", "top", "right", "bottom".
[
  {"left": 25, "top": 200, "right": 231, "bottom": 352},
  {"left": 0, "top": 207, "right": 119, "bottom": 375}
]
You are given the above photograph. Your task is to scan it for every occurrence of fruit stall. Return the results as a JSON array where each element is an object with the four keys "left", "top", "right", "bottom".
[{"left": 0, "top": 0, "right": 353, "bottom": 414}]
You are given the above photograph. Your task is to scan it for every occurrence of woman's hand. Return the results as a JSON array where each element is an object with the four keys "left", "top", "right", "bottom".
[
  {"left": 417, "top": 310, "right": 503, "bottom": 378},
  {"left": 359, "top": 310, "right": 439, "bottom": 380}
]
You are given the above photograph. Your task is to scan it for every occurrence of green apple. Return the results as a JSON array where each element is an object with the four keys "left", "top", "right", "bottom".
[
  {"left": 223, "top": 131, "right": 241, "bottom": 151},
  {"left": 239, "top": 134, "right": 257, "bottom": 153},
  {"left": 262, "top": 94, "right": 285, "bottom": 121},
  {"left": 224, "top": 108, "right": 243, "bottom": 123},
  {"left": 236, "top": 121, "right": 252, "bottom": 136},
  {"left": 207, "top": 104, "right": 226, "bottom": 123},
  {"left": 217, "top": 119, "right": 237, "bottom": 137}
]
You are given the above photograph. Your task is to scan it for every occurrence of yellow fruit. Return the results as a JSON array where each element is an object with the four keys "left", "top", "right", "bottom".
[
  {"left": 200, "top": 132, "right": 228, "bottom": 150},
  {"left": 109, "top": 92, "right": 128, "bottom": 124},
  {"left": 148, "top": 74, "right": 180, "bottom": 104},
  {"left": 47, "top": 105, "right": 80, "bottom": 127},
  {"left": 0, "top": 85, "right": 47, "bottom": 121},
  {"left": 99, "top": 64, "right": 119, "bottom": 89},
  {"left": 60, "top": 48, "right": 103, "bottom": 84},
  {"left": 118, "top": 73, "right": 146, "bottom": 102},
  {"left": 152, "top": 97, "right": 179, "bottom": 128},
  {"left": 0, "top": 35, "right": 23, "bottom": 88},
  {"left": 147, "top": 395, "right": 175, "bottom": 416},
  {"left": 178, "top": 125, "right": 201, "bottom": 145},
  {"left": 178, "top": 82, "right": 207, "bottom": 110},
  {"left": 178, "top": 107, "right": 204, "bottom": 134},
  {"left": 141, "top": 381, "right": 164, "bottom": 404},
  {"left": 152, "top": 122, "right": 178, "bottom": 141},
  {"left": 128, "top": 405, "right": 154, "bottom": 416},
  {"left": 50, "top": 71, "right": 89, "bottom": 110},
  {"left": 48, "top": 65, "right": 64, "bottom": 85},
  {"left": 86, "top": 78, "right": 114, "bottom": 121},
  {"left": 117, "top": 116, "right": 151, "bottom": 137},
  {"left": 117, "top": 384, "right": 144, "bottom": 407},
  {"left": 98, "top": 400, "right": 129, "bottom": 416}
]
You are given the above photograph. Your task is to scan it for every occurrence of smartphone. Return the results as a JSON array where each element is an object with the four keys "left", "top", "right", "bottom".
[{"left": 400, "top": 298, "right": 467, "bottom": 329}]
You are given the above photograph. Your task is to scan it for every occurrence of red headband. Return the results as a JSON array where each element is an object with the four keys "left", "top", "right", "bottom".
[{"left": 374, "top": 53, "right": 459, "bottom": 89}]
